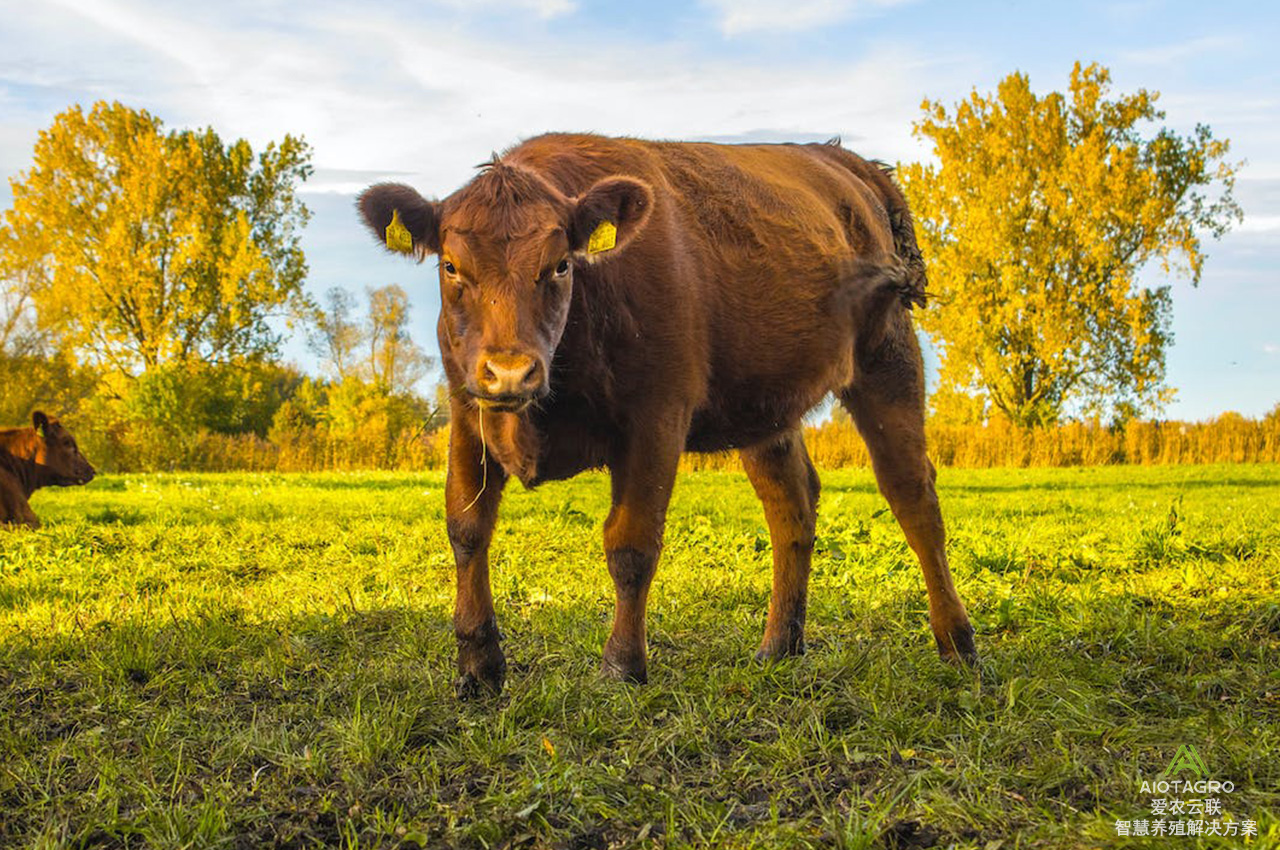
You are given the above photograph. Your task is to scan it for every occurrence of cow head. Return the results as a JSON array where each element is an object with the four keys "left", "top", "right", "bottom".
[
  {"left": 32, "top": 411, "right": 96, "bottom": 486},
  {"left": 359, "top": 162, "right": 652, "bottom": 412}
]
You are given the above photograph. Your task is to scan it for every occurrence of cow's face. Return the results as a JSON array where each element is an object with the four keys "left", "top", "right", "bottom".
[
  {"left": 360, "top": 164, "right": 652, "bottom": 412},
  {"left": 32, "top": 412, "right": 95, "bottom": 485}
]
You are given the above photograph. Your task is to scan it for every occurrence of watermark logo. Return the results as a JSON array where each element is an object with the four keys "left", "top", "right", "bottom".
[
  {"left": 1160, "top": 744, "right": 1207, "bottom": 780},
  {"left": 1115, "top": 744, "right": 1257, "bottom": 839}
]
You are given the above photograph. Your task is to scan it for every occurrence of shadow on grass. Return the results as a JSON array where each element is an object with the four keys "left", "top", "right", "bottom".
[
  {"left": 2, "top": 586, "right": 1277, "bottom": 849},
  {"left": 940, "top": 476, "right": 1280, "bottom": 494}
]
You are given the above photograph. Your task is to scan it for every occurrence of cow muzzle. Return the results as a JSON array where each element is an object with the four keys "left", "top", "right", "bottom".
[{"left": 471, "top": 352, "right": 546, "bottom": 411}]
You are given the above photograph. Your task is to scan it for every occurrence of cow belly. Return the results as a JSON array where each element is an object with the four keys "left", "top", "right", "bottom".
[
  {"left": 687, "top": 322, "right": 855, "bottom": 452},
  {"left": 687, "top": 379, "right": 833, "bottom": 452}
]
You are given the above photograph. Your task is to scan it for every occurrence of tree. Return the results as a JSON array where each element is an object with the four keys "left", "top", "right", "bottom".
[
  {"left": 307, "top": 286, "right": 366, "bottom": 380},
  {"left": 366, "top": 284, "right": 432, "bottom": 395},
  {"left": 309, "top": 283, "right": 433, "bottom": 394},
  {"left": 0, "top": 101, "right": 313, "bottom": 379},
  {"left": 1, "top": 234, "right": 97, "bottom": 424},
  {"left": 899, "top": 63, "right": 1240, "bottom": 426}
]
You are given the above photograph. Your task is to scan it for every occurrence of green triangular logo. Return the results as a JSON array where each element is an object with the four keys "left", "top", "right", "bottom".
[{"left": 1160, "top": 744, "right": 1207, "bottom": 779}]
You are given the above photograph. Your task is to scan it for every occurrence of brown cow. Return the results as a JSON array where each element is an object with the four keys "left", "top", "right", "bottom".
[
  {"left": 359, "top": 133, "right": 975, "bottom": 694},
  {"left": 0, "top": 411, "right": 96, "bottom": 529}
]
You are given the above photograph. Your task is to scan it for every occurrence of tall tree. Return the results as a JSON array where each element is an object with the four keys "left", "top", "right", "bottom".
[
  {"left": 365, "top": 284, "right": 432, "bottom": 395},
  {"left": 0, "top": 101, "right": 313, "bottom": 378},
  {"left": 306, "top": 284, "right": 433, "bottom": 393},
  {"left": 899, "top": 63, "right": 1240, "bottom": 426},
  {"left": 1, "top": 232, "right": 96, "bottom": 424},
  {"left": 1, "top": 260, "right": 40, "bottom": 358},
  {"left": 307, "top": 286, "right": 366, "bottom": 380}
]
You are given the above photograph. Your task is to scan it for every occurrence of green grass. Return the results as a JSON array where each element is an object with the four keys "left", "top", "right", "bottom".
[{"left": 2, "top": 465, "right": 1278, "bottom": 849}]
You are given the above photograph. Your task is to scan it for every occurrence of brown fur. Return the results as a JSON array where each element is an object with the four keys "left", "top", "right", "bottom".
[
  {"left": 0, "top": 412, "right": 96, "bottom": 529},
  {"left": 359, "top": 133, "right": 975, "bottom": 693}
]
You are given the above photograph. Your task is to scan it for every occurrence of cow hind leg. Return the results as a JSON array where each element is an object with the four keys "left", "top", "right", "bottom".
[
  {"left": 741, "top": 429, "right": 820, "bottom": 660},
  {"left": 840, "top": 327, "right": 977, "bottom": 665}
]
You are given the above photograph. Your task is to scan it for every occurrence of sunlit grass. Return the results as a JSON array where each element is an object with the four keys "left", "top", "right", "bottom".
[{"left": 2, "top": 466, "right": 1278, "bottom": 848}]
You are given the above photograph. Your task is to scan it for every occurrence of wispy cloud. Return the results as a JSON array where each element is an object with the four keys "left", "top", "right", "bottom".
[
  {"left": 335, "top": 12, "right": 946, "bottom": 190},
  {"left": 436, "top": 0, "right": 577, "bottom": 18},
  {"left": 1236, "top": 215, "right": 1280, "bottom": 234},
  {"left": 699, "top": 0, "right": 914, "bottom": 37},
  {"left": 2, "top": 3, "right": 951, "bottom": 193},
  {"left": 1119, "top": 34, "right": 1243, "bottom": 66}
]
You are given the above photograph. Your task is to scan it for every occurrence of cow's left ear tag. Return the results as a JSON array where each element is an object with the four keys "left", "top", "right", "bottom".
[
  {"left": 587, "top": 220, "right": 617, "bottom": 254},
  {"left": 386, "top": 209, "right": 414, "bottom": 254}
]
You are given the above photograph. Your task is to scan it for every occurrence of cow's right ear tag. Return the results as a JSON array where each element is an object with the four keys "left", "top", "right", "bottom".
[
  {"left": 386, "top": 209, "right": 414, "bottom": 254},
  {"left": 587, "top": 220, "right": 617, "bottom": 254}
]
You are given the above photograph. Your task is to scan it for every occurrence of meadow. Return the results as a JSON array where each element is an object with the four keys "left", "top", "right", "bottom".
[{"left": 1, "top": 465, "right": 1277, "bottom": 849}]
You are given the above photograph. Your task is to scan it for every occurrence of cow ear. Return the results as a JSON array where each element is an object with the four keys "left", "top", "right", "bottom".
[
  {"left": 568, "top": 177, "right": 653, "bottom": 258},
  {"left": 32, "top": 410, "right": 48, "bottom": 436},
  {"left": 358, "top": 183, "right": 443, "bottom": 256}
]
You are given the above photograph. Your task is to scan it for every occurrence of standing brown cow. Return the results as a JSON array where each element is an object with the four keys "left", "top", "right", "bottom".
[
  {"left": 0, "top": 411, "right": 96, "bottom": 529},
  {"left": 359, "top": 133, "right": 975, "bottom": 694}
]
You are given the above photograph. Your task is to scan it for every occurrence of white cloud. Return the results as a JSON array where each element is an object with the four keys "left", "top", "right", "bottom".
[
  {"left": 700, "top": 0, "right": 913, "bottom": 36},
  {"left": 331, "top": 13, "right": 944, "bottom": 193},
  {"left": 437, "top": 0, "right": 577, "bottom": 18},
  {"left": 1118, "top": 34, "right": 1242, "bottom": 66},
  {"left": 1, "top": 3, "right": 951, "bottom": 194},
  {"left": 1236, "top": 215, "right": 1280, "bottom": 234}
]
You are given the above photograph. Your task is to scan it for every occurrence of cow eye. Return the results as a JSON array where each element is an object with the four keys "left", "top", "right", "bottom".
[
  {"left": 555, "top": 259, "right": 570, "bottom": 277},
  {"left": 442, "top": 260, "right": 457, "bottom": 275}
]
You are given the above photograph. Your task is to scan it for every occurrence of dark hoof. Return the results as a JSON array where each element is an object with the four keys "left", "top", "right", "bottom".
[
  {"left": 455, "top": 671, "right": 503, "bottom": 700},
  {"left": 601, "top": 657, "right": 648, "bottom": 684},
  {"left": 601, "top": 641, "right": 648, "bottom": 683},
  {"left": 756, "top": 635, "right": 805, "bottom": 662},
  {"left": 935, "top": 623, "right": 978, "bottom": 667},
  {"left": 455, "top": 630, "right": 506, "bottom": 698}
]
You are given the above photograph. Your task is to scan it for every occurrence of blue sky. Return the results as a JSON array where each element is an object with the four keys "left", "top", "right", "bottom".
[{"left": 2, "top": 0, "right": 1277, "bottom": 419}]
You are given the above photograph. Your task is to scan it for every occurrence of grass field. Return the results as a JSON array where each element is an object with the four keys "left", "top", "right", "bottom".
[{"left": 1, "top": 466, "right": 1278, "bottom": 849}]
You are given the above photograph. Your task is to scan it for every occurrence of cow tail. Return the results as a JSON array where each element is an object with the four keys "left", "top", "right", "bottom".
[{"left": 875, "top": 161, "right": 928, "bottom": 310}]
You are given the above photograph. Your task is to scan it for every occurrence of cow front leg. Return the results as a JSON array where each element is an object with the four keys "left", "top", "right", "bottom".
[
  {"left": 445, "top": 410, "right": 509, "bottom": 697},
  {"left": 0, "top": 489, "right": 40, "bottom": 529},
  {"left": 601, "top": 420, "right": 686, "bottom": 684}
]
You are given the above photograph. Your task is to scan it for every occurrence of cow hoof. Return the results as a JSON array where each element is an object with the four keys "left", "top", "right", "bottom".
[
  {"left": 455, "top": 671, "right": 503, "bottom": 700},
  {"left": 756, "top": 633, "right": 805, "bottom": 662},
  {"left": 935, "top": 623, "right": 978, "bottom": 667},
  {"left": 600, "top": 642, "right": 648, "bottom": 684},
  {"left": 601, "top": 657, "right": 648, "bottom": 684},
  {"left": 455, "top": 638, "right": 506, "bottom": 698}
]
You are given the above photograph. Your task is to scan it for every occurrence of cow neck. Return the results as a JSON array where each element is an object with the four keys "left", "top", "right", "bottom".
[
  {"left": 478, "top": 407, "right": 541, "bottom": 487},
  {"left": 0, "top": 448, "right": 40, "bottom": 498},
  {"left": 553, "top": 270, "right": 632, "bottom": 406},
  {"left": 0, "top": 430, "right": 44, "bottom": 497}
]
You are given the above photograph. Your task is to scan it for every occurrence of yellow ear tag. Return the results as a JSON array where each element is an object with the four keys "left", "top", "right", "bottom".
[
  {"left": 385, "top": 209, "right": 414, "bottom": 254},
  {"left": 587, "top": 220, "right": 617, "bottom": 254}
]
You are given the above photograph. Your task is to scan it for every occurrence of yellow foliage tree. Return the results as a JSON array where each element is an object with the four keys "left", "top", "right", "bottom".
[
  {"left": 899, "top": 63, "right": 1240, "bottom": 426},
  {"left": 1, "top": 101, "right": 312, "bottom": 380}
]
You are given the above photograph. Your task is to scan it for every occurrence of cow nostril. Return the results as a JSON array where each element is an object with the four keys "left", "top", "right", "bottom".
[{"left": 479, "top": 356, "right": 542, "bottom": 396}]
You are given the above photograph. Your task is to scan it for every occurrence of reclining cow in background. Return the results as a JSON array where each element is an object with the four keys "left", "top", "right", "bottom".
[
  {"left": 0, "top": 411, "right": 96, "bottom": 529},
  {"left": 359, "top": 133, "right": 976, "bottom": 694}
]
